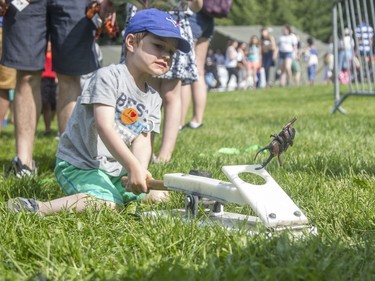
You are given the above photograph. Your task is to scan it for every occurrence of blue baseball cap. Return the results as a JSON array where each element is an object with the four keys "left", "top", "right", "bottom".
[{"left": 124, "top": 8, "right": 191, "bottom": 53}]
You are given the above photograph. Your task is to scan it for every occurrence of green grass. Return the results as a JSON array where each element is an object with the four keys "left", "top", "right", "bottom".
[{"left": 0, "top": 85, "right": 374, "bottom": 280}]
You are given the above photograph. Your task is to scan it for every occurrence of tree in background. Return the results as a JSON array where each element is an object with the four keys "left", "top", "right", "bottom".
[
  {"left": 216, "top": 0, "right": 333, "bottom": 42},
  {"left": 294, "top": 0, "right": 333, "bottom": 42},
  {"left": 111, "top": 0, "right": 373, "bottom": 44}
]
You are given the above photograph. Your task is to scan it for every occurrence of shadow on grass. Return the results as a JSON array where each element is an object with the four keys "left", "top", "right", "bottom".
[
  {"left": 1, "top": 176, "right": 63, "bottom": 202},
  {"left": 76, "top": 233, "right": 375, "bottom": 281}
]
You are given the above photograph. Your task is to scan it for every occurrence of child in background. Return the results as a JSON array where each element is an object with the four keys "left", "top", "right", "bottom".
[
  {"left": 41, "top": 41, "right": 58, "bottom": 136},
  {"left": 246, "top": 35, "right": 261, "bottom": 89},
  {"left": 224, "top": 39, "right": 239, "bottom": 90},
  {"left": 304, "top": 37, "right": 319, "bottom": 86},
  {"left": 260, "top": 27, "right": 276, "bottom": 87},
  {"left": 7, "top": 8, "right": 191, "bottom": 215},
  {"left": 236, "top": 42, "right": 247, "bottom": 89}
]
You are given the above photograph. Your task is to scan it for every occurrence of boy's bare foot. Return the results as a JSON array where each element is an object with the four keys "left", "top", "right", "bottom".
[
  {"left": 151, "top": 154, "right": 170, "bottom": 164},
  {"left": 142, "top": 190, "right": 169, "bottom": 203}
]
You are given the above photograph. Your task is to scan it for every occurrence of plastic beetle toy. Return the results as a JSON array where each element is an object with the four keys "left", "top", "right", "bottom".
[{"left": 254, "top": 117, "right": 297, "bottom": 170}]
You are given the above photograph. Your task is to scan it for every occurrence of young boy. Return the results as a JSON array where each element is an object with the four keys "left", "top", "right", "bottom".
[
  {"left": 304, "top": 37, "right": 319, "bottom": 86},
  {"left": 7, "top": 8, "right": 191, "bottom": 215}
]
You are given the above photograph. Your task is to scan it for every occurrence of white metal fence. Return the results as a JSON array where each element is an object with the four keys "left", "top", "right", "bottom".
[{"left": 331, "top": 0, "right": 375, "bottom": 113}]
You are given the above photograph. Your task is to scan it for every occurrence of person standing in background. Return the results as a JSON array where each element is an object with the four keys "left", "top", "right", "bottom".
[
  {"left": 291, "top": 32, "right": 301, "bottom": 86},
  {"left": 154, "top": 0, "right": 202, "bottom": 160},
  {"left": 236, "top": 42, "right": 247, "bottom": 89},
  {"left": 260, "top": 27, "right": 276, "bottom": 87},
  {"left": 0, "top": 15, "right": 16, "bottom": 134},
  {"left": 323, "top": 36, "right": 334, "bottom": 85},
  {"left": 338, "top": 28, "right": 354, "bottom": 74},
  {"left": 355, "top": 22, "right": 374, "bottom": 79},
  {"left": 224, "top": 39, "right": 239, "bottom": 90},
  {"left": 246, "top": 35, "right": 261, "bottom": 89},
  {"left": 214, "top": 49, "right": 225, "bottom": 66},
  {"left": 277, "top": 25, "right": 297, "bottom": 87},
  {"left": 1, "top": 0, "right": 112, "bottom": 177},
  {"left": 41, "top": 41, "right": 58, "bottom": 136},
  {"left": 204, "top": 48, "right": 220, "bottom": 90},
  {"left": 304, "top": 37, "right": 319, "bottom": 86},
  {"left": 180, "top": 9, "right": 214, "bottom": 129}
]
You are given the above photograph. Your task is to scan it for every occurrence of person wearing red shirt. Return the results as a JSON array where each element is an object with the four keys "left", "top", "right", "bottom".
[{"left": 41, "top": 41, "right": 58, "bottom": 136}]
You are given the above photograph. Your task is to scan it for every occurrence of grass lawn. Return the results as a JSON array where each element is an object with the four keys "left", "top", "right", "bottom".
[{"left": 0, "top": 84, "right": 374, "bottom": 280}]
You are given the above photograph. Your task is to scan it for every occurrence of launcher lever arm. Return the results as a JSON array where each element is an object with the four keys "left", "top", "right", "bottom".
[{"left": 121, "top": 176, "right": 168, "bottom": 191}]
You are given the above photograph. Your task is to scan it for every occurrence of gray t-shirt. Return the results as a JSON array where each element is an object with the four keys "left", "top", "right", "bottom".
[{"left": 56, "top": 64, "right": 162, "bottom": 177}]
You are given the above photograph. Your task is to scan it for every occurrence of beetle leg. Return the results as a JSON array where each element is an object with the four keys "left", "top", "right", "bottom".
[
  {"left": 277, "top": 153, "right": 283, "bottom": 166},
  {"left": 254, "top": 145, "right": 272, "bottom": 161},
  {"left": 254, "top": 144, "right": 275, "bottom": 170},
  {"left": 255, "top": 153, "right": 275, "bottom": 170}
]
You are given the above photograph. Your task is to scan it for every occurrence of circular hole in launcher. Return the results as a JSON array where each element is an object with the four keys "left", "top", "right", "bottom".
[{"left": 238, "top": 172, "right": 266, "bottom": 185}]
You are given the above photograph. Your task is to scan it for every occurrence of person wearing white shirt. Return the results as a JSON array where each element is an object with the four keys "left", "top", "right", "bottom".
[{"left": 277, "top": 25, "right": 297, "bottom": 86}]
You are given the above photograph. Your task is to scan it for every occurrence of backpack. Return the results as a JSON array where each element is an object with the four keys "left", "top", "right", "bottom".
[{"left": 201, "top": 0, "right": 233, "bottom": 18}]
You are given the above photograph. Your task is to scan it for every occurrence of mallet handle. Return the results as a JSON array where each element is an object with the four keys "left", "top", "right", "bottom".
[{"left": 121, "top": 176, "right": 168, "bottom": 191}]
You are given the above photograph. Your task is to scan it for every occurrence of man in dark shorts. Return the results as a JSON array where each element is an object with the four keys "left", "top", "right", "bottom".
[{"left": 1, "top": 0, "right": 111, "bottom": 177}]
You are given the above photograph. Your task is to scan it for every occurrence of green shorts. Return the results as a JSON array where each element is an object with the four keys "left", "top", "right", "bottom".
[
  {"left": 54, "top": 159, "right": 145, "bottom": 205},
  {"left": 292, "top": 60, "right": 301, "bottom": 74}
]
